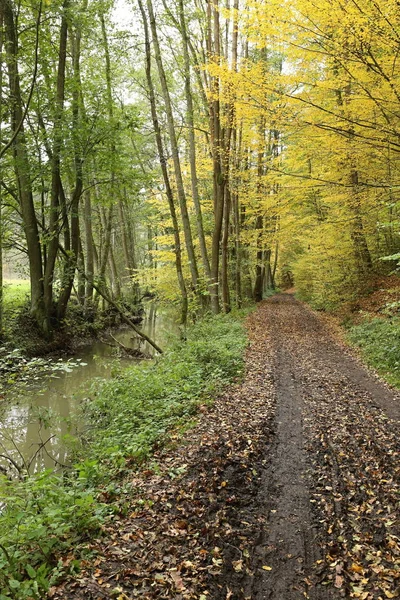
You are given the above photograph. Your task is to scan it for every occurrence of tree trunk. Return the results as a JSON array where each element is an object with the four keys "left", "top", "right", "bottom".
[
  {"left": 44, "top": 0, "right": 69, "bottom": 320},
  {"left": 220, "top": 0, "right": 239, "bottom": 313},
  {"left": 233, "top": 188, "right": 241, "bottom": 307},
  {"left": 349, "top": 169, "right": 373, "bottom": 272},
  {"left": 94, "top": 14, "right": 117, "bottom": 307},
  {"left": 233, "top": 123, "right": 244, "bottom": 308},
  {"left": 96, "top": 204, "right": 113, "bottom": 300},
  {"left": 0, "top": 13, "right": 4, "bottom": 336},
  {"left": 208, "top": 0, "right": 225, "bottom": 314},
  {"left": 109, "top": 242, "right": 121, "bottom": 299},
  {"left": 146, "top": 0, "right": 200, "bottom": 294},
  {"left": 56, "top": 21, "right": 83, "bottom": 323},
  {"left": 77, "top": 235, "right": 86, "bottom": 305},
  {"left": 119, "top": 197, "right": 139, "bottom": 301},
  {"left": 221, "top": 186, "right": 231, "bottom": 311},
  {"left": 138, "top": 0, "right": 188, "bottom": 324},
  {"left": 1, "top": 0, "right": 47, "bottom": 333},
  {"left": 84, "top": 190, "right": 94, "bottom": 306},
  {"left": 253, "top": 118, "right": 267, "bottom": 302},
  {"left": 253, "top": 216, "right": 265, "bottom": 302},
  {"left": 178, "top": 0, "right": 212, "bottom": 295}
]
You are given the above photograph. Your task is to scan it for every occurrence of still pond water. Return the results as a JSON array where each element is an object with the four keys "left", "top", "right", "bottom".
[{"left": 0, "top": 306, "right": 179, "bottom": 476}]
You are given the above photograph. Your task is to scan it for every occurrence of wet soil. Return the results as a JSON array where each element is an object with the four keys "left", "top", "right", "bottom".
[{"left": 54, "top": 295, "right": 399, "bottom": 600}]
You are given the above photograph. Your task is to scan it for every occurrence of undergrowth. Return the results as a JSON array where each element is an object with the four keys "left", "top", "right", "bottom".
[
  {"left": 347, "top": 317, "right": 400, "bottom": 387},
  {"left": 0, "top": 311, "right": 248, "bottom": 598},
  {"left": 84, "top": 313, "right": 248, "bottom": 473}
]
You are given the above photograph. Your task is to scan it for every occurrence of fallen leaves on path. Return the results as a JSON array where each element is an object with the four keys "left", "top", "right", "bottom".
[
  {"left": 272, "top": 296, "right": 400, "bottom": 600},
  {"left": 54, "top": 308, "right": 276, "bottom": 599},
  {"left": 54, "top": 296, "right": 400, "bottom": 600}
]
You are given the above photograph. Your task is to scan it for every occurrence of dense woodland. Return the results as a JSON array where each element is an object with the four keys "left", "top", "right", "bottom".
[
  {"left": 0, "top": 0, "right": 399, "bottom": 336},
  {"left": 1, "top": 2, "right": 400, "bottom": 598}
]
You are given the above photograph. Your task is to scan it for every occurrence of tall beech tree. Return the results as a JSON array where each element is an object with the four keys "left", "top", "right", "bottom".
[
  {"left": 1, "top": 0, "right": 47, "bottom": 332},
  {"left": 137, "top": 0, "right": 188, "bottom": 324}
]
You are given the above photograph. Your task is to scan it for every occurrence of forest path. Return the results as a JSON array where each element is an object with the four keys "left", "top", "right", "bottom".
[{"left": 54, "top": 295, "right": 399, "bottom": 600}]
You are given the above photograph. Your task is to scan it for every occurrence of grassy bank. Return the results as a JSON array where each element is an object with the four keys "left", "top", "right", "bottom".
[
  {"left": 85, "top": 313, "right": 248, "bottom": 471},
  {"left": 347, "top": 317, "right": 400, "bottom": 388},
  {"left": 0, "top": 311, "right": 249, "bottom": 599},
  {"left": 2, "top": 280, "right": 30, "bottom": 336}
]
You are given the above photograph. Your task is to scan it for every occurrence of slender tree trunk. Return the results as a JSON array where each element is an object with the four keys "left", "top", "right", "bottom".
[
  {"left": 148, "top": 225, "right": 154, "bottom": 271},
  {"left": 44, "top": 0, "right": 69, "bottom": 319},
  {"left": 0, "top": 13, "right": 4, "bottom": 336},
  {"left": 349, "top": 169, "right": 373, "bottom": 272},
  {"left": 96, "top": 204, "right": 113, "bottom": 299},
  {"left": 1, "top": 0, "right": 47, "bottom": 333},
  {"left": 84, "top": 190, "right": 94, "bottom": 305},
  {"left": 335, "top": 73, "right": 373, "bottom": 274},
  {"left": 119, "top": 198, "right": 139, "bottom": 301},
  {"left": 253, "top": 119, "right": 267, "bottom": 302},
  {"left": 272, "top": 240, "right": 278, "bottom": 287},
  {"left": 159, "top": 0, "right": 210, "bottom": 118},
  {"left": 138, "top": 0, "right": 188, "bottom": 324},
  {"left": 109, "top": 241, "right": 121, "bottom": 298},
  {"left": 221, "top": 186, "right": 231, "bottom": 311},
  {"left": 220, "top": 0, "right": 239, "bottom": 313},
  {"left": 233, "top": 123, "right": 244, "bottom": 307},
  {"left": 56, "top": 22, "right": 83, "bottom": 322},
  {"left": 146, "top": 0, "right": 200, "bottom": 294},
  {"left": 263, "top": 248, "right": 272, "bottom": 292},
  {"left": 57, "top": 183, "right": 83, "bottom": 321},
  {"left": 77, "top": 235, "right": 86, "bottom": 305},
  {"left": 95, "top": 14, "right": 118, "bottom": 306},
  {"left": 0, "top": 193, "right": 2, "bottom": 338},
  {"left": 233, "top": 188, "right": 241, "bottom": 307},
  {"left": 253, "top": 215, "right": 264, "bottom": 302},
  {"left": 208, "top": 0, "right": 225, "bottom": 314},
  {"left": 178, "top": 0, "right": 212, "bottom": 294}
]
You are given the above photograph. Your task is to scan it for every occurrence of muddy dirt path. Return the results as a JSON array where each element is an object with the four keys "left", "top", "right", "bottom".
[{"left": 55, "top": 295, "right": 399, "bottom": 600}]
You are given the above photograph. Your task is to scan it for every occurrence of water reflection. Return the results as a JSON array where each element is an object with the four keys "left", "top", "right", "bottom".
[{"left": 0, "top": 305, "right": 179, "bottom": 476}]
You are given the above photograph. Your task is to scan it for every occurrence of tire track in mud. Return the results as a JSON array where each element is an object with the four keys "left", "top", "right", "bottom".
[
  {"left": 242, "top": 294, "right": 399, "bottom": 600},
  {"left": 239, "top": 297, "right": 339, "bottom": 600},
  {"left": 246, "top": 346, "right": 324, "bottom": 599}
]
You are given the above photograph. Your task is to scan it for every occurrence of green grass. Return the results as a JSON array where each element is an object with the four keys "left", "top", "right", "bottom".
[
  {"left": 3, "top": 279, "right": 30, "bottom": 306},
  {"left": 0, "top": 310, "right": 249, "bottom": 598},
  {"left": 85, "top": 311, "right": 248, "bottom": 470},
  {"left": 347, "top": 317, "right": 400, "bottom": 387},
  {"left": 2, "top": 279, "right": 30, "bottom": 336}
]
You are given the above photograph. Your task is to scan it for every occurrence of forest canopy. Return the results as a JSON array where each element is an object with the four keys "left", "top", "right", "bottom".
[{"left": 0, "top": 0, "right": 399, "bottom": 335}]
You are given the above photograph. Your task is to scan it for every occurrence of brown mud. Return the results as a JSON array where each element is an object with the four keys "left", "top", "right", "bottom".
[{"left": 54, "top": 295, "right": 399, "bottom": 600}]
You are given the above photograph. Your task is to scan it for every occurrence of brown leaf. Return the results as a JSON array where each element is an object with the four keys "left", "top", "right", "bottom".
[
  {"left": 384, "top": 591, "right": 399, "bottom": 599},
  {"left": 232, "top": 560, "right": 243, "bottom": 572},
  {"left": 169, "top": 569, "right": 185, "bottom": 591},
  {"left": 334, "top": 575, "right": 344, "bottom": 588},
  {"left": 350, "top": 563, "right": 364, "bottom": 574}
]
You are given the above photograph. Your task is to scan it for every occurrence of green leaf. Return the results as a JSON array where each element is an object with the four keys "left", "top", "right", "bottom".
[
  {"left": 8, "top": 580, "right": 20, "bottom": 589},
  {"left": 26, "top": 564, "right": 36, "bottom": 578}
]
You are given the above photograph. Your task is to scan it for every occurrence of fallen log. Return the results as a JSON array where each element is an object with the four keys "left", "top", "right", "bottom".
[
  {"left": 57, "top": 243, "right": 163, "bottom": 354},
  {"left": 109, "top": 332, "right": 151, "bottom": 359}
]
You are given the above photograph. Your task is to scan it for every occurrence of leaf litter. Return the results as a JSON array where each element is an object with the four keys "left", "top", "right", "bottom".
[{"left": 53, "top": 295, "right": 399, "bottom": 600}]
